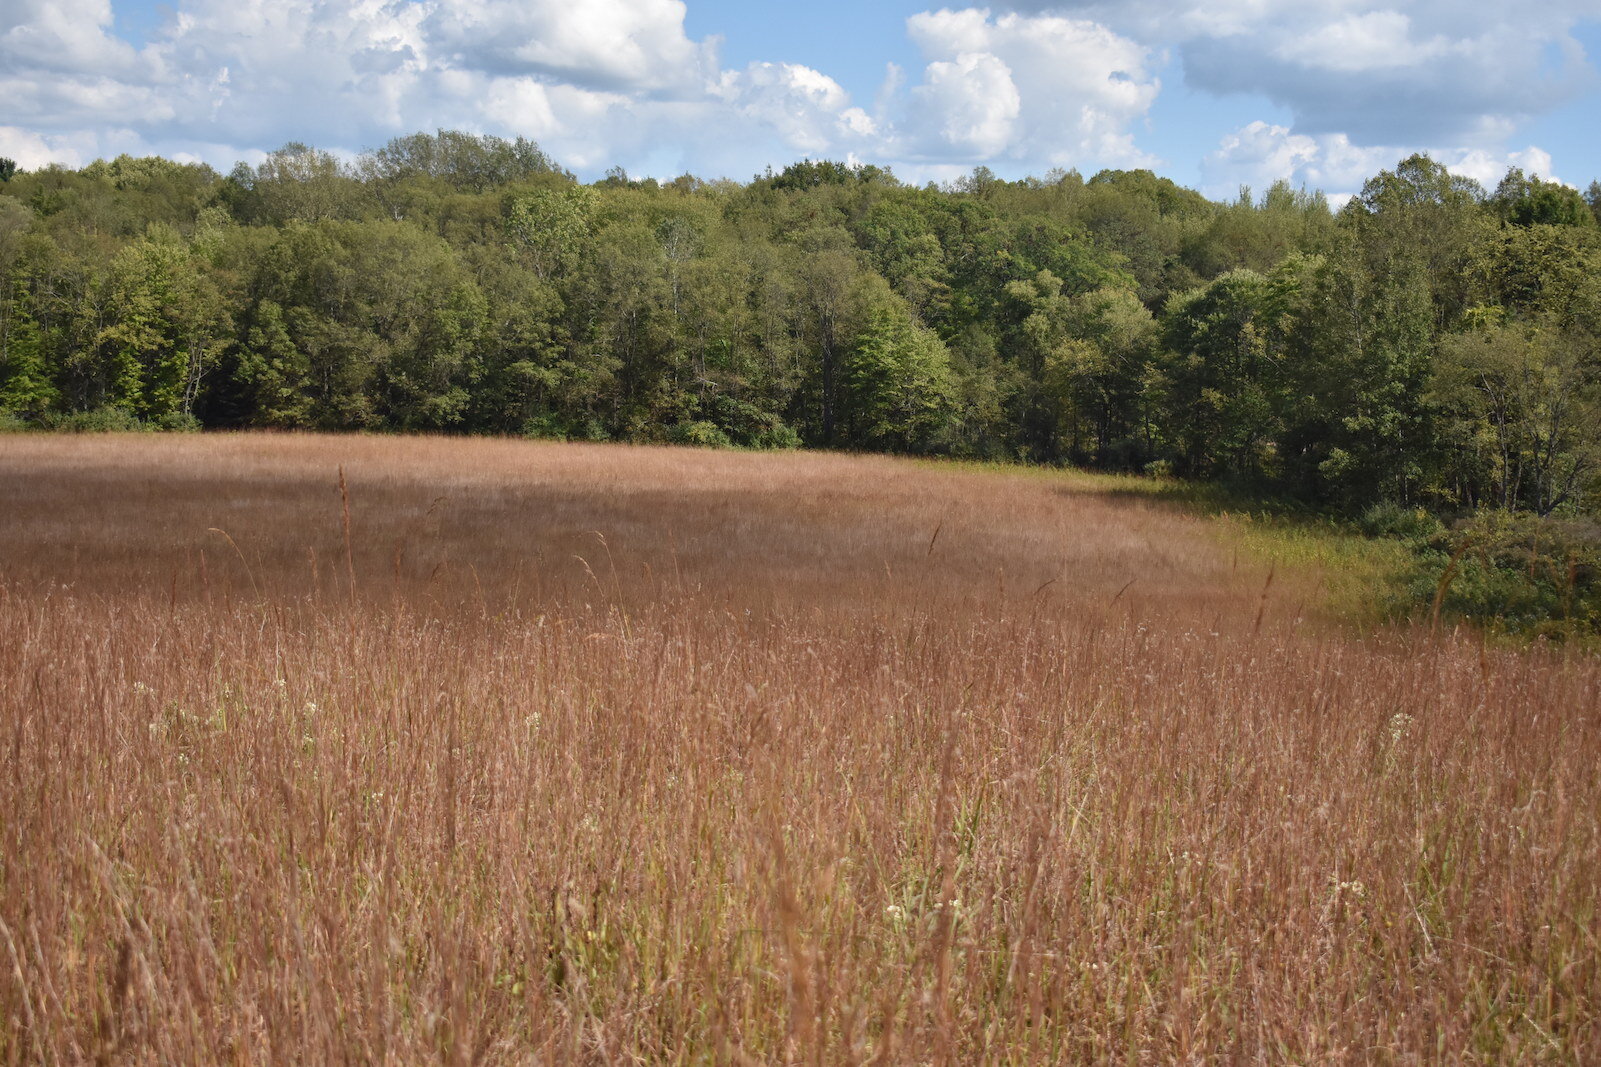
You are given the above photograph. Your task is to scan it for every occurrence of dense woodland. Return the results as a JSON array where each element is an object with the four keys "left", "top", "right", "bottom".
[{"left": 2, "top": 132, "right": 1599, "bottom": 529}]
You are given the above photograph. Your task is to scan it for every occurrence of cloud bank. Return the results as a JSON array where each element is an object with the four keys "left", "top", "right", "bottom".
[
  {"left": 0, "top": 0, "right": 1164, "bottom": 180},
  {"left": 991, "top": 0, "right": 1594, "bottom": 193},
  {"left": 0, "top": 0, "right": 1592, "bottom": 195}
]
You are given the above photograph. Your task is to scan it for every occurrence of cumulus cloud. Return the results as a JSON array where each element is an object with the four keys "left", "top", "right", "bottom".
[
  {"left": 1202, "top": 120, "right": 1566, "bottom": 204},
  {"left": 423, "top": 0, "right": 714, "bottom": 94},
  {"left": 0, "top": 0, "right": 1173, "bottom": 181},
  {"left": 0, "top": 0, "right": 721, "bottom": 169},
  {"left": 1, "top": 0, "right": 143, "bottom": 77},
  {"left": 0, "top": 0, "right": 1594, "bottom": 191},
  {"left": 894, "top": 10, "right": 1159, "bottom": 168},
  {"left": 910, "top": 51, "right": 1023, "bottom": 157},
  {"left": 0, "top": 126, "right": 99, "bottom": 170},
  {"left": 714, "top": 62, "right": 857, "bottom": 155},
  {"left": 990, "top": 0, "right": 1597, "bottom": 147}
]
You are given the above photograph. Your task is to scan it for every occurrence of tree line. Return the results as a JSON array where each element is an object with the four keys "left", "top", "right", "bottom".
[{"left": 1, "top": 133, "right": 1599, "bottom": 523}]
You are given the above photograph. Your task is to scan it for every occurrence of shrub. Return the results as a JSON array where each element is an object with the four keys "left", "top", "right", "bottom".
[
  {"left": 667, "top": 420, "right": 733, "bottom": 449},
  {"left": 43, "top": 406, "right": 150, "bottom": 433},
  {"left": 1402, "top": 510, "right": 1601, "bottom": 640},
  {"left": 1357, "top": 501, "right": 1445, "bottom": 543}
]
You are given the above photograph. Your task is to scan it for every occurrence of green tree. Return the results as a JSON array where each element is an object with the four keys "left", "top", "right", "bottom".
[
  {"left": 1047, "top": 284, "right": 1156, "bottom": 467},
  {"left": 1491, "top": 168, "right": 1595, "bottom": 228},
  {"left": 360, "top": 130, "right": 562, "bottom": 192},
  {"left": 93, "top": 227, "right": 228, "bottom": 423},
  {"left": 793, "top": 227, "right": 864, "bottom": 444},
  {"left": 0, "top": 273, "right": 54, "bottom": 418},
  {"left": 0, "top": 198, "right": 52, "bottom": 417},
  {"left": 232, "top": 143, "right": 363, "bottom": 225},
  {"left": 505, "top": 185, "right": 596, "bottom": 281},
  {"left": 1344, "top": 154, "right": 1492, "bottom": 331},
  {"left": 1433, "top": 322, "right": 1599, "bottom": 514},
  {"left": 1156, "top": 269, "right": 1277, "bottom": 478},
  {"left": 844, "top": 307, "right": 955, "bottom": 451},
  {"left": 1474, "top": 222, "right": 1601, "bottom": 333},
  {"left": 233, "top": 300, "right": 313, "bottom": 426}
]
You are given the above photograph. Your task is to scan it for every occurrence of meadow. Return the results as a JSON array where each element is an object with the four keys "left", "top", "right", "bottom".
[{"left": 1, "top": 433, "right": 1598, "bottom": 1063}]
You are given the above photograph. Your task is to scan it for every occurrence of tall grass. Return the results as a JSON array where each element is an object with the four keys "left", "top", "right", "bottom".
[{"left": 1, "top": 433, "right": 1598, "bottom": 1062}]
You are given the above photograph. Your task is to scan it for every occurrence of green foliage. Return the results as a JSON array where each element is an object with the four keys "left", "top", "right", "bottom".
[
  {"left": 0, "top": 292, "right": 56, "bottom": 417},
  {"left": 0, "top": 158, "right": 17, "bottom": 184},
  {"left": 1432, "top": 323, "right": 1599, "bottom": 514},
  {"left": 1157, "top": 269, "right": 1277, "bottom": 478},
  {"left": 0, "top": 137, "right": 1597, "bottom": 527},
  {"left": 41, "top": 405, "right": 150, "bottom": 432},
  {"left": 230, "top": 143, "right": 362, "bottom": 225},
  {"left": 233, "top": 300, "right": 313, "bottom": 427},
  {"left": 505, "top": 185, "right": 595, "bottom": 280},
  {"left": 844, "top": 308, "right": 956, "bottom": 452},
  {"left": 1491, "top": 169, "right": 1595, "bottom": 228},
  {"left": 763, "top": 159, "right": 896, "bottom": 191},
  {"left": 1357, "top": 501, "right": 1446, "bottom": 542},
  {"left": 667, "top": 419, "right": 733, "bottom": 448},
  {"left": 1396, "top": 511, "right": 1601, "bottom": 641},
  {"left": 361, "top": 130, "right": 564, "bottom": 191}
]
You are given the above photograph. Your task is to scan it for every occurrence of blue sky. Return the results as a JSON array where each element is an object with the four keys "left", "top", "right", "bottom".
[{"left": 4, "top": 0, "right": 1599, "bottom": 200}]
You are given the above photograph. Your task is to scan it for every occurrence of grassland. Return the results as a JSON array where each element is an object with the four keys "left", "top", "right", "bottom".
[{"left": 1, "top": 433, "right": 1598, "bottom": 1063}]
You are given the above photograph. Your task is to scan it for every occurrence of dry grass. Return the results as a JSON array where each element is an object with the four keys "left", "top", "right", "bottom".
[{"left": 1, "top": 432, "right": 1598, "bottom": 1064}]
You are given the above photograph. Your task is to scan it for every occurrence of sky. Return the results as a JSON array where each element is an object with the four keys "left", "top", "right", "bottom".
[{"left": 3, "top": 0, "right": 1600, "bottom": 201}]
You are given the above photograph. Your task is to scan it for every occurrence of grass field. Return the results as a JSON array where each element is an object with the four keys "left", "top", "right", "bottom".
[{"left": 2, "top": 433, "right": 1598, "bottom": 1063}]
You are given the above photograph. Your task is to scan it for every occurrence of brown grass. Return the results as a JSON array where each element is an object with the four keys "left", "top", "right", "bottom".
[{"left": 1, "top": 432, "right": 1598, "bottom": 1063}]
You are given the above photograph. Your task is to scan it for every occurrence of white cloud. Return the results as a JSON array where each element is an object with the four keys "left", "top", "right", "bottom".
[
  {"left": 1202, "top": 120, "right": 1566, "bottom": 202},
  {"left": 1, "top": 0, "right": 144, "bottom": 77},
  {"left": 423, "top": 0, "right": 714, "bottom": 94},
  {"left": 0, "top": 126, "right": 99, "bottom": 170},
  {"left": 715, "top": 62, "right": 855, "bottom": 155},
  {"left": 994, "top": 1, "right": 1595, "bottom": 147},
  {"left": 0, "top": 0, "right": 721, "bottom": 171},
  {"left": 0, "top": 0, "right": 1171, "bottom": 181},
  {"left": 894, "top": 10, "right": 1159, "bottom": 167},
  {"left": 911, "top": 52, "right": 1023, "bottom": 157},
  {"left": 0, "top": 0, "right": 1593, "bottom": 193},
  {"left": 1271, "top": 11, "right": 1448, "bottom": 74},
  {"left": 1449, "top": 146, "right": 1560, "bottom": 190}
]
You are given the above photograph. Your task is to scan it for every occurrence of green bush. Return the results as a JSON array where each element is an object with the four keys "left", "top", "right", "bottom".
[
  {"left": 521, "top": 413, "right": 610, "bottom": 442},
  {"left": 667, "top": 420, "right": 733, "bottom": 449},
  {"left": 1400, "top": 510, "right": 1601, "bottom": 640},
  {"left": 520, "top": 413, "right": 570, "bottom": 442},
  {"left": 751, "top": 421, "right": 801, "bottom": 451},
  {"left": 1358, "top": 502, "right": 1445, "bottom": 543},
  {"left": 42, "top": 407, "right": 151, "bottom": 433}
]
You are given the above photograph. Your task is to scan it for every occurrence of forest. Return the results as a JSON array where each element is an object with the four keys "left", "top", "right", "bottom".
[{"left": 1, "top": 134, "right": 1598, "bottom": 532}]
